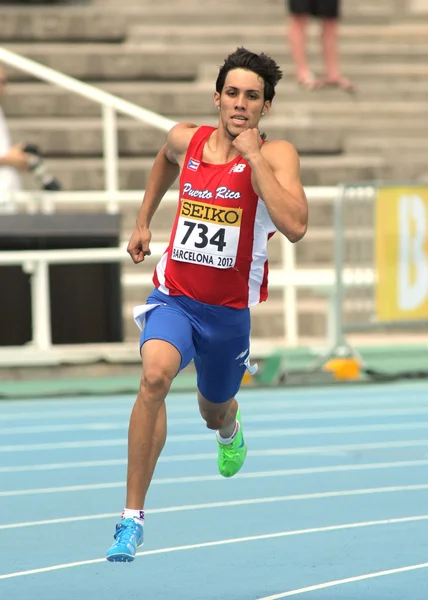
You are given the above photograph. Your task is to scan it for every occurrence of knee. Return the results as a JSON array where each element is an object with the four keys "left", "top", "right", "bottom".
[{"left": 140, "top": 366, "right": 172, "bottom": 400}]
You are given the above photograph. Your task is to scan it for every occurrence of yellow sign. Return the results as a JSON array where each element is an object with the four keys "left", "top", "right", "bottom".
[
  {"left": 376, "top": 187, "right": 428, "bottom": 321},
  {"left": 180, "top": 200, "right": 242, "bottom": 226}
]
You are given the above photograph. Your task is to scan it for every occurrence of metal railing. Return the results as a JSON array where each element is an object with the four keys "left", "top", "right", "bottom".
[
  {"left": 0, "top": 45, "right": 175, "bottom": 210},
  {"left": 0, "top": 186, "right": 377, "bottom": 358},
  {"left": 0, "top": 235, "right": 374, "bottom": 356},
  {"left": 0, "top": 186, "right": 337, "bottom": 346}
]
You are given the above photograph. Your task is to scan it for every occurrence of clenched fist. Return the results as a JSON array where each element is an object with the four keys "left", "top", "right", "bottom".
[
  {"left": 127, "top": 225, "right": 152, "bottom": 264},
  {"left": 232, "top": 128, "right": 263, "bottom": 161}
]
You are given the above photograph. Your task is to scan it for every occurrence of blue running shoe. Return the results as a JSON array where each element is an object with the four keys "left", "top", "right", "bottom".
[{"left": 106, "top": 518, "right": 144, "bottom": 562}]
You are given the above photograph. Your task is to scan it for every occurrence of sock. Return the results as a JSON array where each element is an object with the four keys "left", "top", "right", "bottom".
[
  {"left": 217, "top": 421, "right": 239, "bottom": 445},
  {"left": 121, "top": 508, "right": 144, "bottom": 525}
]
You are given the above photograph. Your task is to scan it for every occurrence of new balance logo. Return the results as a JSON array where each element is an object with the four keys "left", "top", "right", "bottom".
[
  {"left": 235, "top": 349, "right": 249, "bottom": 361},
  {"left": 230, "top": 163, "right": 246, "bottom": 174}
]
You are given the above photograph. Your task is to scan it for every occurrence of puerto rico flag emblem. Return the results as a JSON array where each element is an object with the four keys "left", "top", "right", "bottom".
[{"left": 187, "top": 157, "right": 200, "bottom": 171}]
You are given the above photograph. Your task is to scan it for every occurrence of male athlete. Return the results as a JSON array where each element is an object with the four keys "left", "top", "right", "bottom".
[{"left": 106, "top": 47, "right": 308, "bottom": 562}]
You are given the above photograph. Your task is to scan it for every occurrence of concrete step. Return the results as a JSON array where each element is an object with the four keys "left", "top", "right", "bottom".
[
  {"left": 2, "top": 44, "right": 199, "bottom": 82},
  {"left": 156, "top": 41, "right": 428, "bottom": 64},
  {"left": 7, "top": 117, "right": 168, "bottom": 157},
  {"left": 251, "top": 296, "right": 381, "bottom": 339},
  {"left": 272, "top": 101, "right": 428, "bottom": 119},
  {"left": 18, "top": 153, "right": 385, "bottom": 191},
  {"left": 345, "top": 136, "right": 428, "bottom": 155},
  {"left": 84, "top": 2, "right": 414, "bottom": 25},
  {"left": 2, "top": 6, "right": 425, "bottom": 44},
  {"left": 5, "top": 81, "right": 428, "bottom": 119},
  {"left": 0, "top": 0, "right": 421, "bottom": 46},
  {"left": 0, "top": 9, "right": 128, "bottom": 42},
  {"left": 0, "top": 82, "right": 217, "bottom": 117},
  {"left": 128, "top": 23, "right": 428, "bottom": 45},
  {"left": 93, "top": 0, "right": 396, "bottom": 9},
  {"left": 406, "top": 0, "right": 428, "bottom": 15},
  {"left": 5, "top": 116, "right": 344, "bottom": 157},
  {"left": 4, "top": 43, "right": 428, "bottom": 82},
  {"left": 198, "top": 61, "right": 428, "bottom": 83},
  {"left": 7, "top": 109, "right": 428, "bottom": 160}
]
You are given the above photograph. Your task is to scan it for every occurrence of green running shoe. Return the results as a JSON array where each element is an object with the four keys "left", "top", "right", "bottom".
[{"left": 217, "top": 408, "right": 247, "bottom": 477}]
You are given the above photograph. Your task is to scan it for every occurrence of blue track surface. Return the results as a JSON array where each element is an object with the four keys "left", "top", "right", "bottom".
[{"left": 1, "top": 382, "right": 428, "bottom": 599}]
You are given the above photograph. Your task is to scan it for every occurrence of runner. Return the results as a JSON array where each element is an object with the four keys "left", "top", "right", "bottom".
[{"left": 106, "top": 47, "right": 308, "bottom": 562}]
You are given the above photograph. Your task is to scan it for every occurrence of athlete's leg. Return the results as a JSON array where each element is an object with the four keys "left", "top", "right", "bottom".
[
  {"left": 106, "top": 292, "right": 195, "bottom": 562},
  {"left": 197, "top": 388, "right": 247, "bottom": 478},
  {"left": 194, "top": 303, "right": 251, "bottom": 477},
  {"left": 197, "top": 390, "right": 238, "bottom": 435},
  {"left": 126, "top": 339, "right": 179, "bottom": 509}
]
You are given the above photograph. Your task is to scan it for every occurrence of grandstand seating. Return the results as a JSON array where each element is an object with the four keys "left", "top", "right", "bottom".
[{"left": 1, "top": 0, "right": 427, "bottom": 347}]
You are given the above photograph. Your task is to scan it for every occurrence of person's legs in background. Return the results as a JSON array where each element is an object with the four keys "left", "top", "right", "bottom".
[
  {"left": 320, "top": 17, "right": 341, "bottom": 81},
  {"left": 287, "top": 0, "right": 317, "bottom": 89},
  {"left": 316, "top": 0, "right": 356, "bottom": 91},
  {"left": 288, "top": 12, "right": 316, "bottom": 89}
]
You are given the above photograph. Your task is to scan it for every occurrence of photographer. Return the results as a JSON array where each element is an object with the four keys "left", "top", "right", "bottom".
[
  {"left": 0, "top": 66, "right": 61, "bottom": 212},
  {"left": 0, "top": 67, "right": 31, "bottom": 213}
]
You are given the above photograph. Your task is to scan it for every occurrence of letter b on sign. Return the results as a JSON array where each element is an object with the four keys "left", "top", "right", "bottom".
[
  {"left": 398, "top": 195, "right": 428, "bottom": 311},
  {"left": 376, "top": 188, "right": 428, "bottom": 321}
]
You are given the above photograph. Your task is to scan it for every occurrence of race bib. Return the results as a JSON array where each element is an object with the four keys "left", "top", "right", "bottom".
[{"left": 172, "top": 199, "right": 242, "bottom": 269}]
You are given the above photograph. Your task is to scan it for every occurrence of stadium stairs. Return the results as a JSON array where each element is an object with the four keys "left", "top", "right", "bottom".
[{"left": 1, "top": 0, "right": 427, "bottom": 366}]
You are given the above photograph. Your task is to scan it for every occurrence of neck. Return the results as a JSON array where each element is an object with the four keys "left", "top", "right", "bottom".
[{"left": 208, "top": 126, "right": 240, "bottom": 163}]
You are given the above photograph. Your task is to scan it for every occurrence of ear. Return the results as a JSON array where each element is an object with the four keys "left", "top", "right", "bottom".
[
  {"left": 214, "top": 91, "right": 221, "bottom": 111},
  {"left": 262, "top": 100, "right": 271, "bottom": 116}
]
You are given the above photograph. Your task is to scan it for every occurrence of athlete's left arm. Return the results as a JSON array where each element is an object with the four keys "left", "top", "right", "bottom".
[{"left": 250, "top": 140, "right": 308, "bottom": 242}]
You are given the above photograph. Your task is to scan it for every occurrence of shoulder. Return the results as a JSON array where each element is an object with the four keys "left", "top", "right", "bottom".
[
  {"left": 167, "top": 122, "right": 200, "bottom": 155},
  {"left": 260, "top": 139, "right": 300, "bottom": 169}
]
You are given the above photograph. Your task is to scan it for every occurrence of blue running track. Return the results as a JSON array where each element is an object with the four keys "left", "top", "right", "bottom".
[{"left": 1, "top": 382, "right": 428, "bottom": 599}]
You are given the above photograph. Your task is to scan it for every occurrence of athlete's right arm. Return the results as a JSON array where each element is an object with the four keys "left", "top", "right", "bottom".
[{"left": 127, "top": 122, "right": 198, "bottom": 264}]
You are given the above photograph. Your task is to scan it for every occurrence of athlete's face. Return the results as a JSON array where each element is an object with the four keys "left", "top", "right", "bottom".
[{"left": 214, "top": 68, "right": 271, "bottom": 139}]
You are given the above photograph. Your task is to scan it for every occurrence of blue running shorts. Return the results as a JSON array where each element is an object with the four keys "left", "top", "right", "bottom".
[{"left": 137, "top": 288, "right": 253, "bottom": 403}]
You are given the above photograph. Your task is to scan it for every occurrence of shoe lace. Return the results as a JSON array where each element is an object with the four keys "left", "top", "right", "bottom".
[
  {"left": 220, "top": 438, "right": 240, "bottom": 462},
  {"left": 114, "top": 518, "right": 140, "bottom": 542}
]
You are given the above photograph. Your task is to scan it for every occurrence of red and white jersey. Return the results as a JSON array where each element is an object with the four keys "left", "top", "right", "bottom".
[{"left": 153, "top": 126, "right": 276, "bottom": 308}]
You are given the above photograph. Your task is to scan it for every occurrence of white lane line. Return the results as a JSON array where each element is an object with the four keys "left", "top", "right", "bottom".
[
  {"left": 0, "top": 423, "right": 124, "bottom": 435},
  {"left": 0, "top": 459, "right": 127, "bottom": 473},
  {"left": 2, "top": 486, "right": 428, "bottom": 530},
  {"left": 0, "top": 439, "right": 128, "bottom": 452},
  {"left": 1, "top": 456, "right": 428, "bottom": 477},
  {"left": 1, "top": 479, "right": 428, "bottom": 501},
  {"left": 4, "top": 434, "right": 428, "bottom": 455},
  {"left": 1, "top": 514, "right": 428, "bottom": 580},
  {"left": 5, "top": 407, "right": 428, "bottom": 435},
  {"left": 4, "top": 422, "right": 428, "bottom": 453},
  {"left": 2, "top": 458, "right": 428, "bottom": 490},
  {"left": 1, "top": 387, "right": 428, "bottom": 422},
  {"left": 257, "top": 563, "right": 428, "bottom": 599}
]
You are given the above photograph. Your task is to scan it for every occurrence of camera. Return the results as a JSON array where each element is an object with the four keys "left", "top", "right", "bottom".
[{"left": 22, "top": 144, "right": 62, "bottom": 191}]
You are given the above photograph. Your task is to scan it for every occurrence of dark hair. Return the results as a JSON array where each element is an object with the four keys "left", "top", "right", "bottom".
[{"left": 215, "top": 47, "right": 283, "bottom": 102}]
